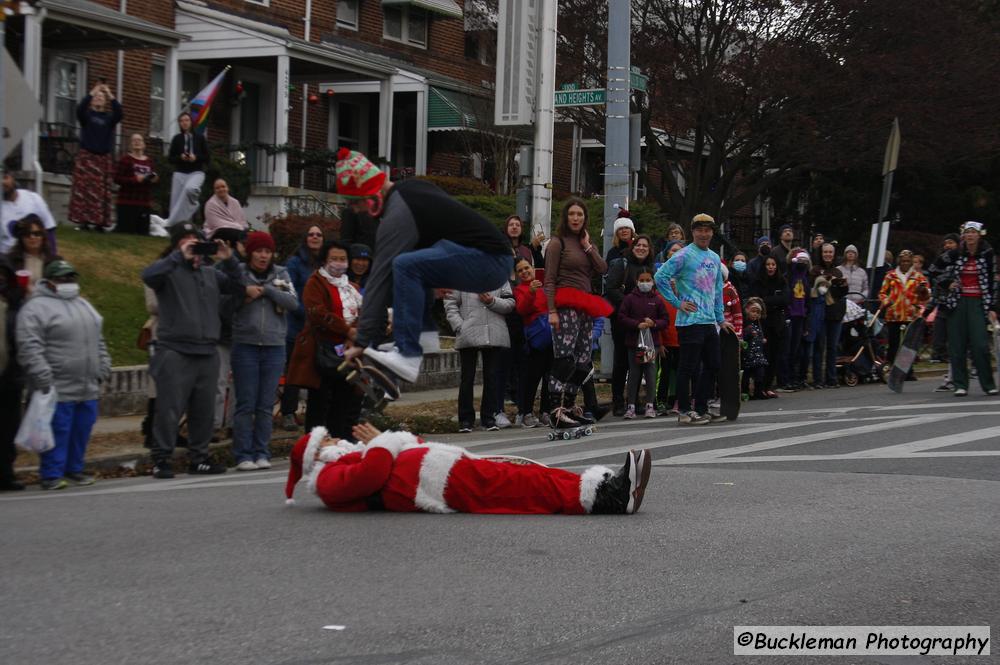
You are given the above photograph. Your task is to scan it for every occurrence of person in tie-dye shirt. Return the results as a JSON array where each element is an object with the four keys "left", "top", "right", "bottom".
[{"left": 654, "top": 214, "right": 734, "bottom": 425}]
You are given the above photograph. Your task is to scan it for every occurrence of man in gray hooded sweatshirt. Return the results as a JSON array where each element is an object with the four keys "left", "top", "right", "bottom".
[
  {"left": 17, "top": 260, "right": 110, "bottom": 490},
  {"left": 142, "top": 223, "right": 243, "bottom": 478}
]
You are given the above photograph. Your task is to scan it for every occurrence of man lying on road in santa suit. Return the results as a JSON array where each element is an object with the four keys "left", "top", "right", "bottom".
[{"left": 285, "top": 422, "right": 652, "bottom": 515}]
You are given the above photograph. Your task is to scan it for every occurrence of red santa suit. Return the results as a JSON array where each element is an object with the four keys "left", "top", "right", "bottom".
[{"left": 285, "top": 428, "right": 615, "bottom": 515}]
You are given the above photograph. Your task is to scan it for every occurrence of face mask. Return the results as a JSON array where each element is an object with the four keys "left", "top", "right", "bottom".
[
  {"left": 732, "top": 261, "right": 747, "bottom": 272},
  {"left": 325, "top": 261, "right": 348, "bottom": 277},
  {"left": 818, "top": 286, "right": 829, "bottom": 296},
  {"left": 638, "top": 282, "right": 653, "bottom": 293},
  {"left": 55, "top": 283, "right": 80, "bottom": 299},
  {"left": 759, "top": 245, "right": 771, "bottom": 256}
]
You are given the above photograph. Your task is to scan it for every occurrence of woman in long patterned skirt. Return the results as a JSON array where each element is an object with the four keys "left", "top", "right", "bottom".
[{"left": 68, "top": 82, "right": 122, "bottom": 231}]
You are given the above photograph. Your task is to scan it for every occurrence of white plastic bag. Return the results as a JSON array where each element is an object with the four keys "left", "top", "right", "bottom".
[{"left": 14, "top": 389, "right": 57, "bottom": 453}]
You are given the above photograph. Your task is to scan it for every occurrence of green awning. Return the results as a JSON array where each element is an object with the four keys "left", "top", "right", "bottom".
[
  {"left": 381, "top": 0, "right": 463, "bottom": 19},
  {"left": 427, "top": 86, "right": 481, "bottom": 131}
]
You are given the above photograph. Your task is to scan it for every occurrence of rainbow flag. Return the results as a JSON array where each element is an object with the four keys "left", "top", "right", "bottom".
[{"left": 189, "top": 67, "right": 229, "bottom": 134}]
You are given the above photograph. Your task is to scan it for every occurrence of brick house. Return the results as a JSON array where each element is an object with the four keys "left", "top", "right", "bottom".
[{"left": 5, "top": 0, "right": 502, "bottom": 223}]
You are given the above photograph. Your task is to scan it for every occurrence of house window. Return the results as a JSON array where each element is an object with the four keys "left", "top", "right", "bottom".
[
  {"left": 245, "top": 0, "right": 269, "bottom": 6},
  {"left": 48, "top": 57, "right": 85, "bottom": 127},
  {"left": 383, "top": 6, "right": 428, "bottom": 48},
  {"left": 337, "top": 0, "right": 359, "bottom": 29},
  {"left": 150, "top": 64, "right": 165, "bottom": 137}
]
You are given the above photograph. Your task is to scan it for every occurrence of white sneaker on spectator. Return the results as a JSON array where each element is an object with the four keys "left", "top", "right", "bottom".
[
  {"left": 236, "top": 460, "right": 258, "bottom": 472},
  {"left": 255, "top": 458, "right": 272, "bottom": 469},
  {"left": 538, "top": 412, "right": 551, "bottom": 427},
  {"left": 522, "top": 413, "right": 539, "bottom": 428},
  {"left": 363, "top": 346, "right": 421, "bottom": 383},
  {"left": 495, "top": 412, "right": 512, "bottom": 429}
]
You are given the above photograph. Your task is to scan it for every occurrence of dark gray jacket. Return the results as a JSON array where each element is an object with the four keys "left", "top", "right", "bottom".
[
  {"left": 231, "top": 263, "right": 299, "bottom": 347},
  {"left": 141, "top": 251, "right": 243, "bottom": 355},
  {"left": 16, "top": 286, "right": 111, "bottom": 401}
]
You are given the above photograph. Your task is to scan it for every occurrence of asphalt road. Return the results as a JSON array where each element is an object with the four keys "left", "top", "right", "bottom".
[{"left": 3, "top": 382, "right": 997, "bottom": 665}]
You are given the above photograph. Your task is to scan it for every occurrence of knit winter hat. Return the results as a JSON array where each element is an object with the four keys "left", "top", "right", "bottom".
[
  {"left": 613, "top": 217, "right": 635, "bottom": 235},
  {"left": 244, "top": 231, "right": 275, "bottom": 256},
  {"left": 335, "top": 148, "right": 387, "bottom": 199},
  {"left": 943, "top": 233, "right": 960, "bottom": 244},
  {"left": 960, "top": 220, "right": 985, "bottom": 236},
  {"left": 778, "top": 224, "right": 793, "bottom": 235},
  {"left": 843, "top": 244, "right": 859, "bottom": 256},
  {"left": 756, "top": 235, "right": 772, "bottom": 247},
  {"left": 791, "top": 249, "right": 811, "bottom": 264}
]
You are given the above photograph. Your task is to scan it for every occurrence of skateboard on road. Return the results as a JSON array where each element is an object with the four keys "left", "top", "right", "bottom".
[
  {"left": 887, "top": 316, "right": 926, "bottom": 393},
  {"left": 547, "top": 424, "right": 597, "bottom": 441},
  {"left": 338, "top": 358, "right": 401, "bottom": 413},
  {"left": 718, "top": 328, "right": 742, "bottom": 421}
]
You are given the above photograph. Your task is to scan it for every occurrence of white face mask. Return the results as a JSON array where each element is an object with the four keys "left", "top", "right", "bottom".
[
  {"left": 817, "top": 286, "right": 829, "bottom": 296},
  {"left": 637, "top": 282, "right": 653, "bottom": 293},
  {"left": 54, "top": 282, "right": 80, "bottom": 299},
  {"left": 325, "top": 260, "right": 348, "bottom": 277}
]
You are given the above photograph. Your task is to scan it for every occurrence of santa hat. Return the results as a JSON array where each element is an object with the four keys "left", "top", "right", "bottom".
[
  {"left": 613, "top": 208, "right": 635, "bottom": 235},
  {"left": 285, "top": 427, "right": 329, "bottom": 505}
]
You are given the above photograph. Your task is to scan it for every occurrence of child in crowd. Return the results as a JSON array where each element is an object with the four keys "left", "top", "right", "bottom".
[
  {"left": 617, "top": 271, "right": 669, "bottom": 419},
  {"left": 786, "top": 249, "right": 812, "bottom": 389},
  {"left": 741, "top": 297, "right": 769, "bottom": 399},
  {"left": 721, "top": 264, "right": 744, "bottom": 336}
]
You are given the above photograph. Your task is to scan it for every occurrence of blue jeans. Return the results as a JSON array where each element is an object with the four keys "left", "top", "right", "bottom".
[
  {"left": 41, "top": 400, "right": 98, "bottom": 481},
  {"left": 231, "top": 344, "right": 285, "bottom": 463},
  {"left": 676, "top": 324, "right": 720, "bottom": 415},
  {"left": 392, "top": 240, "right": 513, "bottom": 356},
  {"left": 812, "top": 320, "right": 843, "bottom": 385}
]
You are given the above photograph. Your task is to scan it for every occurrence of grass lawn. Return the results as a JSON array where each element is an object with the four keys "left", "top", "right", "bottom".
[{"left": 55, "top": 227, "right": 165, "bottom": 366}]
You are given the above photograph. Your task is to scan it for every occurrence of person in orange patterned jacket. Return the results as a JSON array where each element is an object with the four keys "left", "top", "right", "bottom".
[
  {"left": 878, "top": 249, "right": 930, "bottom": 377},
  {"left": 721, "top": 264, "right": 744, "bottom": 337}
]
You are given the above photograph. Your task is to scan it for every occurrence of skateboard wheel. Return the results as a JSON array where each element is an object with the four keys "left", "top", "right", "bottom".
[
  {"left": 547, "top": 432, "right": 555, "bottom": 441},
  {"left": 584, "top": 427, "right": 593, "bottom": 436},
  {"left": 562, "top": 431, "right": 571, "bottom": 441}
]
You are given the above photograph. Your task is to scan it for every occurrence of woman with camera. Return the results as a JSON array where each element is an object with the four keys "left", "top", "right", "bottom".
[
  {"left": 68, "top": 82, "right": 122, "bottom": 231},
  {"left": 113, "top": 133, "right": 158, "bottom": 235}
]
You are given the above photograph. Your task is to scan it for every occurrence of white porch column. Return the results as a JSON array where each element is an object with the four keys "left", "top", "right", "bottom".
[
  {"left": 162, "top": 46, "right": 179, "bottom": 145},
  {"left": 414, "top": 87, "right": 427, "bottom": 176},
  {"left": 274, "top": 55, "right": 290, "bottom": 187},
  {"left": 21, "top": 8, "right": 44, "bottom": 181},
  {"left": 377, "top": 77, "right": 394, "bottom": 169}
]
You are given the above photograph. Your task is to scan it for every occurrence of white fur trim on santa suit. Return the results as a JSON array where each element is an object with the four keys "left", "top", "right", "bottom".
[
  {"left": 301, "top": 427, "right": 329, "bottom": 478},
  {"left": 411, "top": 443, "right": 469, "bottom": 514},
  {"left": 307, "top": 440, "right": 366, "bottom": 495},
  {"left": 579, "top": 465, "right": 614, "bottom": 513},
  {"left": 365, "top": 430, "right": 419, "bottom": 459}
]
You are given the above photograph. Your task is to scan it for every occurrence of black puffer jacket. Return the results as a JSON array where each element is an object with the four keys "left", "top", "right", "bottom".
[
  {"left": 604, "top": 250, "right": 655, "bottom": 313},
  {"left": 751, "top": 272, "right": 789, "bottom": 333}
]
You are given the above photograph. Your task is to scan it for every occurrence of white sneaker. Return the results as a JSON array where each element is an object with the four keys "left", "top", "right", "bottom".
[
  {"left": 377, "top": 331, "right": 441, "bottom": 354},
  {"left": 522, "top": 413, "right": 539, "bottom": 428},
  {"left": 954, "top": 388, "right": 968, "bottom": 397},
  {"left": 236, "top": 460, "right": 258, "bottom": 471},
  {"left": 495, "top": 412, "right": 512, "bottom": 429},
  {"left": 254, "top": 458, "right": 272, "bottom": 469},
  {"left": 363, "top": 346, "right": 422, "bottom": 383}
]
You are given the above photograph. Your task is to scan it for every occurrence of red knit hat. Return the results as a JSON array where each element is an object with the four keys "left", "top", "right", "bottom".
[
  {"left": 335, "top": 148, "right": 386, "bottom": 199},
  {"left": 244, "top": 231, "right": 275, "bottom": 256}
]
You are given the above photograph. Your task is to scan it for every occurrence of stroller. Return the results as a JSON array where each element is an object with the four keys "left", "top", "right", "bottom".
[{"left": 837, "top": 295, "right": 889, "bottom": 386}]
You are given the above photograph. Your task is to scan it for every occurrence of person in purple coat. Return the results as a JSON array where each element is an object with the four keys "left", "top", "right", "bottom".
[{"left": 616, "top": 271, "right": 669, "bottom": 419}]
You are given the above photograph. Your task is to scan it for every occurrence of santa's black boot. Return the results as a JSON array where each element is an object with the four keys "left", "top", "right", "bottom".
[{"left": 591, "top": 449, "right": 652, "bottom": 514}]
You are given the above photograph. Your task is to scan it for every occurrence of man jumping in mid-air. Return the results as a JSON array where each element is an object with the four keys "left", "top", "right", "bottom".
[{"left": 335, "top": 149, "right": 513, "bottom": 382}]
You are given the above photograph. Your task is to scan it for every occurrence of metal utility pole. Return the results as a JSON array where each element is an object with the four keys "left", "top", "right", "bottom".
[
  {"left": 599, "top": 0, "right": 632, "bottom": 378},
  {"left": 602, "top": 0, "right": 631, "bottom": 256},
  {"left": 531, "top": 0, "right": 558, "bottom": 238}
]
